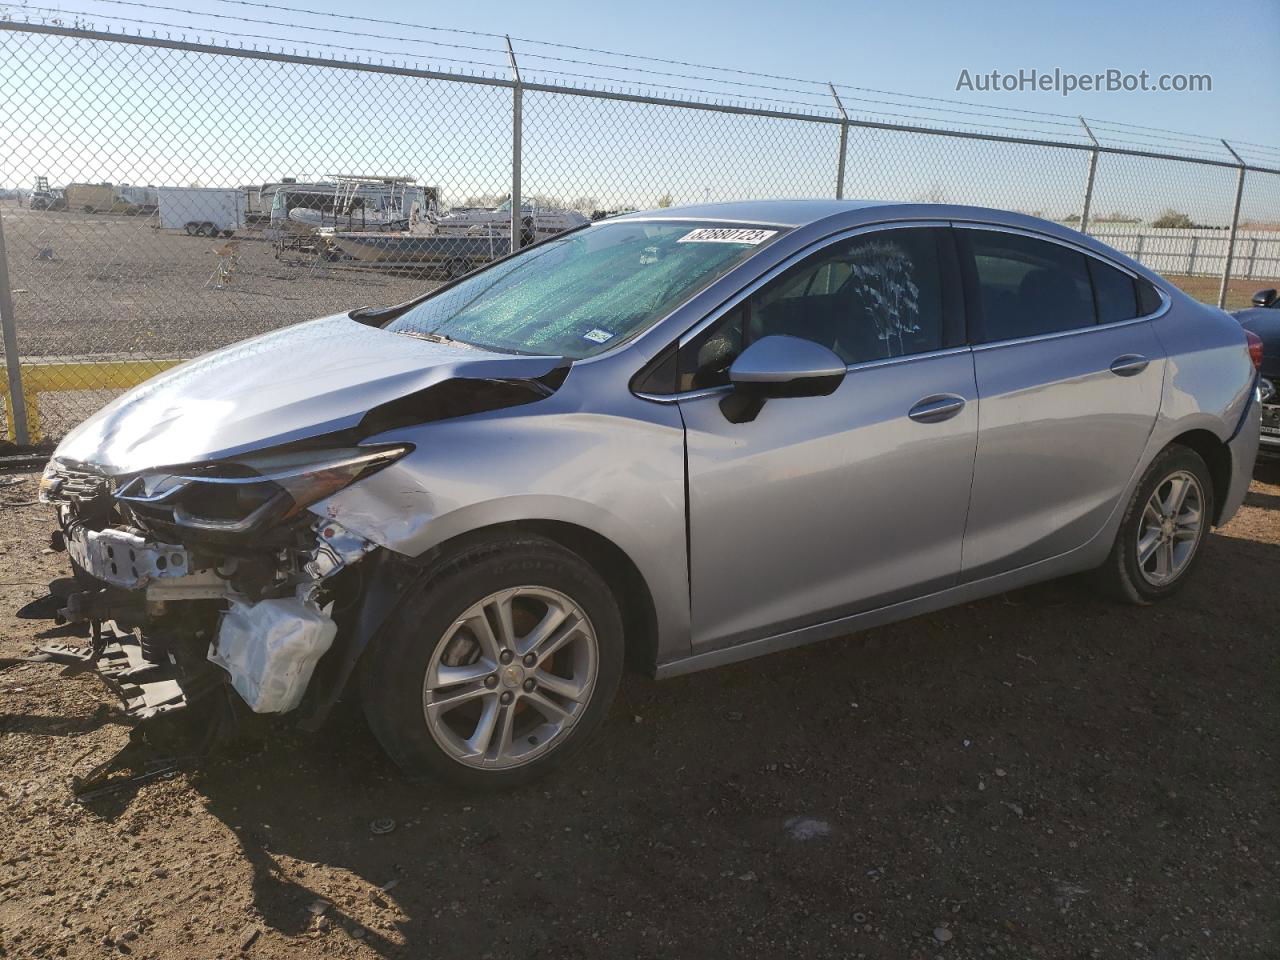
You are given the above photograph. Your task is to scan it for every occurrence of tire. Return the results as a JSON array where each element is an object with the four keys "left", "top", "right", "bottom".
[
  {"left": 184, "top": 223, "right": 197, "bottom": 236},
  {"left": 1097, "top": 445, "right": 1215, "bottom": 604},
  {"left": 443, "top": 256, "right": 470, "bottom": 279},
  {"left": 360, "top": 534, "right": 624, "bottom": 789},
  {"left": 200, "top": 222, "right": 219, "bottom": 237}
]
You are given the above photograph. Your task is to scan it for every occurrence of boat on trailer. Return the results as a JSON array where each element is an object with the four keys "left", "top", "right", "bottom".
[
  {"left": 271, "top": 176, "right": 435, "bottom": 234},
  {"left": 328, "top": 229, "right": 512, "bottom": 277},
  {"left": 431, "top": 198, "right": 589, "bottom": 241}
]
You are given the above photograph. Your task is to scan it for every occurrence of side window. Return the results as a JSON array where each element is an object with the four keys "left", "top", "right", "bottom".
[
  {"left": 965, "top": 230, "right": 1095, "bottom": 342},
  {"left": 677, "top": 304, "right": 746, "bottom": 392},
  {"left": 675, "top": 228, "right": 952, "bottom": 390},
  {"left": 750, "top": 230, "right": 947, "bottom": 365},
  {"left": 1088, "top": 258, "right": 1139, "bottom": 324},
  {"left": 1135, "top": 277, "right": 1163, "bottom": 316}
]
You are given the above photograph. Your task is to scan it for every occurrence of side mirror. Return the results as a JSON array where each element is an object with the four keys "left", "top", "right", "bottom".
[
  {"left": 721, "top": 335, "right": 846, "bottom": 423},
  {"left": 1253, "top": 288, "right": 1279, "bottom": 308}
]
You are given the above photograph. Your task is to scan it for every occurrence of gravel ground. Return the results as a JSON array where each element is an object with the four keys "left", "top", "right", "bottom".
[
  {"left": 2, "top": 203, "right": 437, "bottom": 360},
  {"left": 1, "top": 201, "right": 443, "bottom": 444},
  {"left": 0, "top": 465, "right": 1277, "bottom": 960}
]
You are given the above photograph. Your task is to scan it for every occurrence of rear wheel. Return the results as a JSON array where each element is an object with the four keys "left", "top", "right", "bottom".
[
  {"left": 443, "top": 256, "right": 470, "bottom": 279},
  {"left": 360, "top": 535, "right": 623, "bottom": 789},
  {"left": 1098, "top": 445, "right": 1215, "bottom": 604}
]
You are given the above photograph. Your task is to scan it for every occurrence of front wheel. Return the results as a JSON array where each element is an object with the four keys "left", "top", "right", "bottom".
[
  {"left": 360, "top": 535, "right": 623, "bottom": 788},
  {"left": 1097, "top": 445, "right": 1215, "bottom": 604}
]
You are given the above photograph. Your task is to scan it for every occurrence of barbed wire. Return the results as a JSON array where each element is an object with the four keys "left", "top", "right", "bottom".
[{"left": 2, "top": 0, "right": 1275, "bottom": 161}]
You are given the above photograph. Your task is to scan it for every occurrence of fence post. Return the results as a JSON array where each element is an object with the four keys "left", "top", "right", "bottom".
[
  {"left": 1078, "top": 117, "right": 1099, "bottom": 234},
  {"left": 1218, "top": 139, "right": 1246, "bottom": 310},
  {"left": 0, "top": 209, "right": 31, "bottom": 446},
  {"left": 506, "top": 36, "right": 523, "bottom": 254},
  {"left": 828, "top": 83, "right": 849, "bottom": 200}
]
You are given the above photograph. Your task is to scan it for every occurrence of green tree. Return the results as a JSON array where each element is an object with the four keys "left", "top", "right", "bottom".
[{"left": 1152, "top": 209, "right": 1195, "bottom": 229}]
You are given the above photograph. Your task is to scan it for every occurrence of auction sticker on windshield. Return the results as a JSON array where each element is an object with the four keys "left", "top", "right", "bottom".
[{"left": 677, "top": 228, "right": 777, "bottom": 244}]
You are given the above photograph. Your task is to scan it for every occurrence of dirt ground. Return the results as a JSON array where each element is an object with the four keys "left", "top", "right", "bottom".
[
  {"left": 0, "top": 202, "right": 444, "bottom": 445},
  {"left": 0, "top": 464, "right": 1277, "bottom": 960}
]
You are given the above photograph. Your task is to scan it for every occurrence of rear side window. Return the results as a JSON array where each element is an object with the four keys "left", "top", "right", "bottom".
[
  {"left": 1136, "top": 278, "right": 1163, "bottom": 316},
  {"left": 964, "top": 230, "right": 1095, "bottom": 342},
  {"left": 1088, "top": 258, "right": 1139, "bottom": 324}
]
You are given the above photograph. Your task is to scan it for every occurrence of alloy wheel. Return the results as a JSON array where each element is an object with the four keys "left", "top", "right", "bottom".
[
  {"left": 421, "top": 586, "right": 598, "bottom": 769},
  {"left": 1136, "top": 470, "right": 1204, "bottom": 586}
]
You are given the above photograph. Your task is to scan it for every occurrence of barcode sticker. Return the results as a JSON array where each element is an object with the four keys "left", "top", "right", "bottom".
[{"left": 677, "top": 228, "right": 777, "bottom": 245}]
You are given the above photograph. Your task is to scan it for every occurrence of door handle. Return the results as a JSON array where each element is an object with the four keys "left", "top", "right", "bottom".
[
  {"left": 908, "top": 394, "right": 966, "bottom": 423},
  {"left": 1110, "top": 354, "right": 1150, "bottom": 377}
]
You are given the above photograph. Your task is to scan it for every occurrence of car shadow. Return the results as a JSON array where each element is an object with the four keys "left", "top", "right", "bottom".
[{"left": 69, "top": 529, "right": 1280, "bottom": 958}]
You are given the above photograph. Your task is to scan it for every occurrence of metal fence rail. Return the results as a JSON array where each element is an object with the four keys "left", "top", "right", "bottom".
[{"left": 1, "top": 21, "right": 1278, "bottom": 445}]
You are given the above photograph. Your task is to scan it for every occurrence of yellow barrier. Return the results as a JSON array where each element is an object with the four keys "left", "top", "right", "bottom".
[{"left": 4, "top": 358, "right": 184, "bottom": 444}]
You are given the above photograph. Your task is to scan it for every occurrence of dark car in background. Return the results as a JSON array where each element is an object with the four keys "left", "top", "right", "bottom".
[{"left": 1235, "top": 288, "right": 1280, "bottom": 460}]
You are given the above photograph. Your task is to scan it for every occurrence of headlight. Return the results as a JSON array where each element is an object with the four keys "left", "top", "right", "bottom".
[{"left": 115, "top": 445, "right": 410, "bottom": 534}]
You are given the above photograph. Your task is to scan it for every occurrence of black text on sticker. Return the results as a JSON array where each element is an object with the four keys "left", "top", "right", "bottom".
[{"left": 677, "top": 228, "right": 777, "bottom": 245}]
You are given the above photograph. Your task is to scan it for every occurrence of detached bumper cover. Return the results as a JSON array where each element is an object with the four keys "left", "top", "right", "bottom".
[{"left": 31, "top": 623, "right": 223, "bottom": 721}]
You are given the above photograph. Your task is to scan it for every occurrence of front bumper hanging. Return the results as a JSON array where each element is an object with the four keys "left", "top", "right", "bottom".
[{"left": 24, "top": 621, "right": 225, "bottom": 722}]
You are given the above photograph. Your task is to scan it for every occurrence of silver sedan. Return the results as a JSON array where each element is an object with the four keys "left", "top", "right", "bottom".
[{"left": 37, "top": 200, "right": 1261, "bottom": 788}]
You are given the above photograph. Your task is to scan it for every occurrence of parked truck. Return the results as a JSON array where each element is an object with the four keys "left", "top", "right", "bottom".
[
  {"left": 64, "top": 182, "right": 117, "bottom": 213},
  {"left": 157, "top": 187, "right": 247, "bottom": 237}
]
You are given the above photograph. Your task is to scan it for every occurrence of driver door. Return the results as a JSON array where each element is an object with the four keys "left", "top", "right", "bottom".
[{"left": 676, "top": 225, "right": 979, "bottom": 652}]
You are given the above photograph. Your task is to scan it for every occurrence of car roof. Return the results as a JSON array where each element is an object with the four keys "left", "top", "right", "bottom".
[
  {"left": 609, "top": 199, "right": 1167, "bottom": 284},
  {"left": 611, "top": 199, "right": 892, "bottom": 227}
]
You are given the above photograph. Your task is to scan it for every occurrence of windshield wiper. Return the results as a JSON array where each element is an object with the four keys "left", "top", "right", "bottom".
[{"left": 398, "top": 330, "right": 486, "bottom": 350}]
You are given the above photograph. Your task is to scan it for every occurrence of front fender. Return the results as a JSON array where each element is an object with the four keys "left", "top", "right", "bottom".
[{"left": 310, "top": 401, "right": 691, "bottom": 667}]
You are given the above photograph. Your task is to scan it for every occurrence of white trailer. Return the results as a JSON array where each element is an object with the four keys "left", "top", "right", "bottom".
[{"left": 157, "top": 187, "right": 247, "bottom": 237}]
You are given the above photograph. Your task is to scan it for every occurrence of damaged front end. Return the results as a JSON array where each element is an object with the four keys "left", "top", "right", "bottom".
[{"left": 27, "top": 442, "right": 408, "bottom": 727}]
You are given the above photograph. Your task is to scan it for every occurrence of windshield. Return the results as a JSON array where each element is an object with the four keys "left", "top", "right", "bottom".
[{"left": 386, "top": 220, "right": 783, "bottom": 358}]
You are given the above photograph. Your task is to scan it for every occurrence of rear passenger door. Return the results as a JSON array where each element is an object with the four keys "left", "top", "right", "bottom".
[{"left": 957, "top": 226, "right": 1165, "bottom": 580}]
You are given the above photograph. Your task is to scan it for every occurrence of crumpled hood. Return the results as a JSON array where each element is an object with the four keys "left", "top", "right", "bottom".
[{"left": 54, "top": 314, "right": 562, "bottom": 475}]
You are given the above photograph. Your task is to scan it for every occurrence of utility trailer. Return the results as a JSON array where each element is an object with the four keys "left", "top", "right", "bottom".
[{"left": 157, "top": 187, "right": 247, "bottom": 237}]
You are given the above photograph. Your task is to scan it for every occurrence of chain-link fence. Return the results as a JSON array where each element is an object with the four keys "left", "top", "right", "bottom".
[{"left": 2, "top": 22, "right": 1278, "bottom": 445}]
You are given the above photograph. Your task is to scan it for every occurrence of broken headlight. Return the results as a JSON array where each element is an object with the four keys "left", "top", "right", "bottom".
[{"left": 115, "top": 444, "right": 410, "bottom": 535}]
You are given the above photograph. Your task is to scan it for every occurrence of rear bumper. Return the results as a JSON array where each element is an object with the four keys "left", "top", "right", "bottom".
[{"left": 1220, "top": 383, "right": 1262, "bottom": 525}]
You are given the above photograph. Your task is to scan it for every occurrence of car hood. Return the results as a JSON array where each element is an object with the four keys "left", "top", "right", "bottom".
[{"left": 54, "top": 313, "right": 563, "bottom": 476}]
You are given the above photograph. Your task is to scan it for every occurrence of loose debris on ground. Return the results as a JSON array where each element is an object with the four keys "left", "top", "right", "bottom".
[{"left": 1, "top": 468, "right": 1277, "bottom": 958}]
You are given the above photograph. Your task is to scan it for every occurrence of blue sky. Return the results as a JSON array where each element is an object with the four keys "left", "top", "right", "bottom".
[
  {"left": 3, "top": 0, "right": 1278, "bottom": 221},
  {"left": 21, "top": 0, "right": 1280, "bottom": 150},
  {"left": 262, "top": 0, "right": 1278, "bottom": 148}
]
